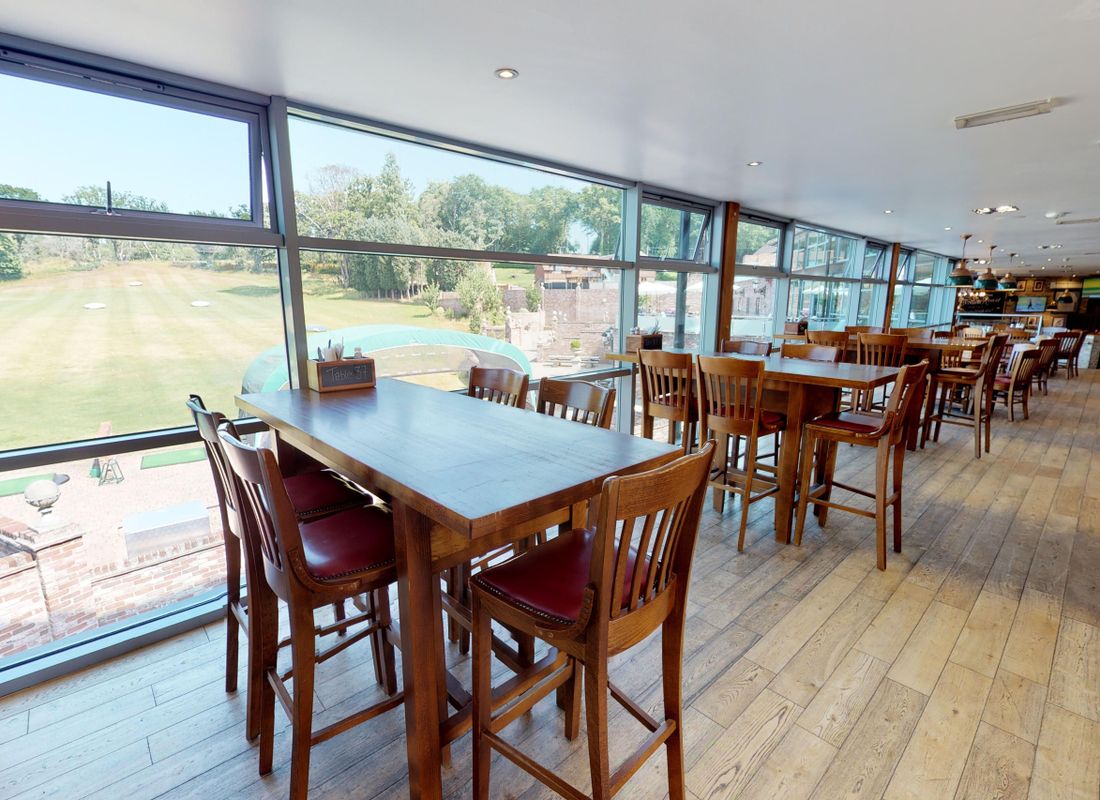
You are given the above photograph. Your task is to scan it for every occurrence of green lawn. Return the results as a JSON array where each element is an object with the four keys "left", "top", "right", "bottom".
[
  {"left": 1, "top": 261, "right": 467, "bottom": 450},
  {"left": 493, "top": 265, "right": 536, "bottom": 289}
]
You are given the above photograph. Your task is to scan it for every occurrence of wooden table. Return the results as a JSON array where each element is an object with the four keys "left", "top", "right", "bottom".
[
  {"left": 607, "top": 351, "right": 899, "bottom": 540},
  {"left": 237, "top": 379, "right": 679, "bottom": 800}
]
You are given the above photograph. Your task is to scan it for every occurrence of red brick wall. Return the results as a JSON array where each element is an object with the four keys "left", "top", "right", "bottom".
[{"left": 0, "top": 552, "right": 51, "bottom": 658}]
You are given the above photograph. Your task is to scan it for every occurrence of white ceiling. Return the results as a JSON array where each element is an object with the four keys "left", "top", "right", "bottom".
[{"left": 3, "top": 0, "right": 1100, "bottom": 275}]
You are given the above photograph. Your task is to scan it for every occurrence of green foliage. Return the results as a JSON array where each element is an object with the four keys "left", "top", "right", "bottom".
[
  {"left": 420, "top": 282, "right": 442, "bottom": 314},
  {"left": 0, "top": 184, "right": 41, "bottom": 202},
  {"left": 525, "top": 283, "right": 542, "bottom": 312},
  {"left": 0, "top": 234, "right": 23, "bottom": 280},
  {"left": 63, "top": 185, "right": 169, "bottom": 213},
  {"left": 456, "top": 268, "right": 503, "bottom": 332},
  {"left": 569, "top": 339, "right": 582, "bottom": 351},
  {"left": 577, "top": 185, "right": 622, "bottom": 255}
]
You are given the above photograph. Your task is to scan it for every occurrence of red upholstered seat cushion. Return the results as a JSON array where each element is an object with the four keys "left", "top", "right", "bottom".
[
  {"left": 993, "top": 375, "right": 1012, "bottom": 387},
  {"left": 284, "top": 471, "right": 366, "bottom": 519},
  {"left": 299, "top": 504, "right": 395, "bottom": 581},
  {"left": 472, "top": 529, "right": 646, "bottom": 626},
  {"left": 809, "top": 410, "right": 886, "bottom": 436}
]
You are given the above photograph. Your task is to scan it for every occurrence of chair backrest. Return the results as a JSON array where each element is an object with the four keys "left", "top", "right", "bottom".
[
  {"left": 975, "top": 333, "right": 1009, "bottom": 379},
  {"left": 535, "top": 378, "right": 615, "bottom": 429},
  {"left": 1035, "top": 338, "right": 1059, "bottom": 372},
  {"left": 806, "top": 329, "right": 849, "bottom": 348},
  {"left": 781, "top": 342, "right": 842, "bottom": 363},
  {"left": 1053, "top": 330, "right": 1077, "bottom": 355},
  {"left": 1070, "top": 329, "right": 1088, "bottom": 356},
  {"left": 218, "top": 425, "right": 302, "bottom": 601},
  {"left": 932, "top": 330, "right": 953, "bottom": 340},
  {"left": 962, "top": 327, "right": 987, "bottom": 339},
  {"left": 588, "top": 442, "right": 714, "bottom": 632},
  {"left": 720, "top": 338, "right": 772, "bottom": 355},
  {"left": 1009, "top": 348, "right": 1041, "bottom": 389},
  {"left": 1004, "top": 342, "right": 1038, "bottom": 374},
  {"left": 845, "top": 325, "right": 883, "bottom": 335},
  {"left": 186, "top": 394, "right": 238, "bottom": 535},
  {"left": 890, "top": 327, "right": 932, "bottom": 339},
  {"left": 857, "top": 333, "right": 908, "bottom": 367},
  {"left": 695, "top": 355, "right": 766, "bottom": 437},
  {"left": 467, "top": 366, "right": 529, "bottom": 407},
  {"left": 639, "top": 350, "right": 694, "bottom": 412},
  {"left": 885, "top": 360, "right": 929, "bottom": 444}
]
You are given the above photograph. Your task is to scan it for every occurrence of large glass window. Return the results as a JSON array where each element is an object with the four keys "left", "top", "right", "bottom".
[
  {"left": 735, "top": 220, "right": 781, "bottom": 267},
  {"left": 787, "top": 279, "right": 853, "bottom": 331},
  {"left": 640, "top": 201, "right": 710, "bottom": 263},
  {"left": 289, "top": 115, "right": 624, "bottom": 258},
  {"left": 0, "top": 233, "right": 281, "bottom": 450},
  {"left": 790, "top": 227, "right": 859, "bottom": 277},
  {"left": 637, "top": 269, "right": 704, "bottom": 350},
  {"left": 908, "top": 285, "right": 932, "bottom": 325},
  {"left": 0, "top": 71, "right": 258, "bottom": 221},
  {"left": 731, "top": 275, "right": 777, "bottom": 338}
]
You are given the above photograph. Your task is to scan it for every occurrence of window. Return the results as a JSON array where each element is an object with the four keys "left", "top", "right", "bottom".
[
  {"left": 790, "top": 227, "right": 859, "bottom": 278},
  {"left": 736, "top": 220, "right": 782, "bottom": 268},
  {"left": 637, "top": 269, "right": 704, "bottom": 349},
  {"left": 908, "top": 285, "right": 932, "bottom": 325},
  {"left": 289, "top": 115, "right": 625, "bottom": 258},
  {"left": 856, "top": 282, "right": 886, "bottom": 325},
  {"left": 862, "top": 243, "right": 887, "bottom": 278},
  {"left": 0, "top": 70, "right": 261, "bottom": 222},
  {"left": 0, "top": 233, "right": 281, "bottom": 451},
  {"left": 787, "top": 279, "right": 853, "bottom": 331},
  {"left": 912, "top": 252, "right": 936, "bottom": 284},
  {"left": 731, "top": 275, "right": 777, "bottom": 338},
  {"left": 640, "top": 201, "right": 710, "bottom": 263}
]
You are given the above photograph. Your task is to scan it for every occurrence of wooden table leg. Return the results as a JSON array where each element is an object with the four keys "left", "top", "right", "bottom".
[
  {"left": 775, "top": 383, "right": 807, "bottom": 542},
  {"left": 393, "top": 501, "right": 444, "bottom": 800}
]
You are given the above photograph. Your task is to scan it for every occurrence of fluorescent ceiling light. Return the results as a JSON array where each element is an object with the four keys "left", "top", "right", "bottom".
[{"left": 954, "top": 99, "right": 1054, "bottom": 130}]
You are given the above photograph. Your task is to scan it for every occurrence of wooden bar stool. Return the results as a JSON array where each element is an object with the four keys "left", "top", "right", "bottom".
[
  {"left": 845, "top": 324, "right": 883, "bottom": 335},
  {"left": 1051, "top": 330, "right": 1085, "bottom": 378},
  {"left": 219, "top": 427, "right": 402, "bottom": 800},
  {"left": 806, "top": 329, "right": 850, "bottom": 349},
  {"left": 720, "top": 338, "right": 772, "bottom": 355},
  {"left": 536, "top": 377, "right": 615, "bottom": 428},
  {"left": 793, "top": 361, "right": 928, "bottom": 570},
  {"left": 470, "top": 443, "right": 714, "bottom": 800},
  {"left": 922, "top": 334, "right": 1008, "bottom": 458},
  {"left": 467, "top": 365, "right": 530, "bottom": 405},
  {"left": 639, "top": 350, "right": 698, "bottom": 453},
  {"left": 780, "top": 342, "right": 843, "bottom": 363},
  {"left": 993, "top": 347, "right": 1040, "bottom": 421},
  {"left": 1032, "top": 337, "right": 1059, "bottom": 396},
  {"left": 855, "top": 333, "right": 908, "bottom": 410},
  {"left": 186, "top": 395, "right": 370, "bottom": 741},
  {"left": 696, "top": 356, "right": 784, "bottom": 549}
]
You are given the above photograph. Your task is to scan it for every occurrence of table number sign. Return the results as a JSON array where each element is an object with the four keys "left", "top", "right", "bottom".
[{"left": 306, "top": 358, "right": 376, "bottom": 393}]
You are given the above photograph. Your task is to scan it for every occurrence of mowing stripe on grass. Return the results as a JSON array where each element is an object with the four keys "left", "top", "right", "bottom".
[
  {"left": 0, "top": 474, "right": 55, "bottom": 498},
  {"left": 140, "top": 448, "right": 207, "bottom": 470}
]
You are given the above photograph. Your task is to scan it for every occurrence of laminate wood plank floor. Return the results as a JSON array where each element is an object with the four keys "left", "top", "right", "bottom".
[{"left": 2, "top": 372, "right": 1099, "bottom": 800}]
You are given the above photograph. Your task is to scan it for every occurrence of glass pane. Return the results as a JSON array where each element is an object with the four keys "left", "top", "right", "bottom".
[
  {"left": 856, "top": 281, "right": 885, "bottom": 325},
  {"left": 731, "top": 275, "right": 776, "bottom": 338},
  {"left": 790, "top": 227, "right": 859, "bottom": 277},
  {"left": 640, "top": 203, "right": 710, "bottom": 263},
  {"left": 912, "top": 252, "right": 936, "bottom": 284},
  {"left": 637, "top": 269, "right": 704, "bottom": 349},
  {"left": 289, "top": 115, "right": 624, "bottom": 257},
  {"left": 890, "top": 285, "right": 906, "bottom": 327},
  {"left": 0, "top": 72, "right": 254, "bottom": 220},
  {"left": 736, "top": 220, "right": 781, "bottom": 267},
  {"left": 297, "top": 251, "right": 621, "bottom": 389},
  {"left": 908, "top": 285, "right": 932, "bottom": 325},
  {"left": 895, "top": 249, "right": 914, "bottom": 282},
  {"left": 0, "top": 233, "right": 281, "bottom": 450},
  {"left": 787, "top": 279, "right": 852, "bottom": 331},
  {"left": 863, "top": 243, "right": 886, "bottom": 278}
]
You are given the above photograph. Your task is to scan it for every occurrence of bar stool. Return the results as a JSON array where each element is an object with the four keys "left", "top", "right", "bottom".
[
  {"left": 470, "top": 443, "right": 714, "bottom": 800},
  {"left": 854, "top": 333, "right": 908, "bottom": 410},
  {"left": 720, "top": 338, "right": 772, "bottom": 355},
  {"left": 922, "top": 334, "right": 1008, "bottom": 458},
  {"left": 793, "top": 361, "right": 928, "bottom": 570},
  {"left": 993, "top": 346, "right": 1040, "bottom": 421},
  {"left": 639, "top": 350, "right": 698, "bottom": 453},
  {"left": 806, "top": 329, "right": 850, "bottom": 349},
  {"left": 1032, "top": 337, "right": 1059, "bottom": 396},
  {"left": 1051, "top": 330, "right": 1084, "bottom": 378},
  {"left": 219, "top": 427, "right": 402, "bottom": 800},
  {"left": 186, "top": 395, "right": 370, "bottom": 741},
  {"left": 696, "top": 356, "right": 784, "bottom": 549},
  {"left": 780, "top": 342, "right": 842, "bottom": 363},
  {"left": 535, "top": 377, "right": 615, "bottom": 428},
  {"left": 467, "top": 365, "right": 530, "bottom": 405}
]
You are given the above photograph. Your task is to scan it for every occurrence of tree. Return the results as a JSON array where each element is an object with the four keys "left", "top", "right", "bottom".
[
  {"left": 420, "top": 282, "right": 442, "bottom": 314},
  {"left": 0, "top": 184, "right": 41, "bottom": 202},
  {"left": 456, "top": 267, "right": 504, "bottom": 332},
  {"left": 577, "top": 185, "right": 622, "bottom": 255},
  {"left": 0, "top": 234, "right": 23, "bottom": 280},
  {"left": 525, "top": 283, "right": 542, "bottom": 312}
]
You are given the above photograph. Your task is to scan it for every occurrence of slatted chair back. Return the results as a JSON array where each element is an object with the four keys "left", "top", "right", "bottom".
[
  {"left": 588, "top": 442, "right": 713, "bottom": 633},
  {"left": 535, "top": 378, "right": 615, "bottom": 429},
  {"left": 467, "top": 366, "right": 529, "bottom": 407},
  {"left": 187, "top": 395, "right": 238, "bottom": 533},
  {"left": 857, "top": 333, "right": 908, "bottom": 367},
  {"left": 890, "top": 326, "right": 932, "bottom": 339},
  {"left": 891, "top": 360, "right": 930, "bottom": 445},
  {"left": 932, "top": 330, "right": 953, "bottom": 340},
  {"left": 1035, "top": 337, "right": 1059, "bottom": 376},
  {"left": 695, "top": 355, "right": 767, "bottom": 439},
  {"left": 1004, "top": 343, "right": 1038, "bottom": 375},
  {"left": 720, "top": 338, "right": 771, "bottom": 355},
  {"left": 806, "top": 329, "right": 849, "bottom": 348},
  {"left": 781, "top": 342, "right": 842, "bottom": 363},
  {"left": 218, "top": 426, "right": 302, "bottom": 601},
  {"left": 845, "top": 325, "right": 883, "bottom": 335},
  {"left": 1053, "top": 330, "right": 1077, "bottom": 356},
  {"left": 986, "top": 333, "right": 1011, "bottom": 374},
  {"left": 639, "top": 350, "right": 694, "bottom": 415},
  {"left": 962, "top": 327, "right": 987, "bottom": 339},
  {"left": 1010, "top": 348, "right": 1041, "bottom": 389},
  {"left": 940, "top": 347, "right": 966, "bottom": 368}
]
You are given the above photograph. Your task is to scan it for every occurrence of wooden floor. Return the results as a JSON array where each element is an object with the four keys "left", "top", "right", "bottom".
[{"left": 2, "top": 370, "right": 1099, "bottom": 800}]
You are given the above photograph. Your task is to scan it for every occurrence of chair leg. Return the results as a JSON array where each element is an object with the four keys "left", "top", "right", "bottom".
[
  {"left": 793, "top": 431, "right": 817, "bottom": 547},
  {"left": 224, "top": 537, "right": 241, "bottom": 695},
  {"left": 458, "top": 563, "right": 472, "bottom": 655},
  {"left": 818, "top": 441, "right": 839, "bottom": 528},
  {"left": 287, "top": 605, "right": 317, "bottom": 800},
  {"left": 737, "top": 433, "right": 756, "bottom": 551},
  {"left": 971, "top": 380, "right": 982, "bottom": 459},
  {"left": 471, "top": 592, "right": 493, "bottom": 800},
  {"left": 333, "top": 599, "right": 346, "bottom": 637},
  {"left": 712, "top": 431, "right": 726, "bottom": 514},
  {"left": 1022, "top": 388, "right": 1030, "bottom": 420},
  {"left": 875, "top": 439, "right": 890, "bottom": 570},
  {"left": 372, "top": 586, "right": 398, "bottom": 695},
  {"left": 563, "top": 658, "right": 582, "bottom": 741},
  {"left": 892, "top": 442, "right": 905, "bottom": 554},
  {"left": 584, "top": 652, "right": 612, "bottom": 800},
  {"left": 984, "top": 384, "right": 992, "bottom": 454},
  {"left": 256, "top": 587, "right": 279, "bottom": 770},
  {"left": 661, "top": 613, "right": 687, "bottom": 800},
  {"left": 642, "top": 413, "right": 654, "bottom": 442},
  {"left": 444, "top": 567, "right": 460, "bottom": 643}
]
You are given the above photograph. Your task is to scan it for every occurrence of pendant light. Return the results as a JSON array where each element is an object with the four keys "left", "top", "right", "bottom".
[
  {"left": 948, "top": 233, "right": 975, "bottom": 285},
  {"left": 974, "top": 245, "right": 999, "bottom": 289},
  {"left": 998, "top": 253, "right": 1019, "bottom": 290}
]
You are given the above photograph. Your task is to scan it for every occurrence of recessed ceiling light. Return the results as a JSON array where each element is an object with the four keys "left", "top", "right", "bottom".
[
  {"left": 995, "top": 205, "right": 1019, "bottom": 213},
  {"left": 944, "top": 226, "right": 952, "bottom": 231},
  {"left": 1048, "top": 258, "right": 1053, "bottom": 261},
  {"left": 954, "top": 98, "right": 1054, "bottom": 130},
  {"left": 747, "top": 161, "right": 763, "bottom": 167},
  {"left": 977, "top": 239, "right": 984, "bottom": 243},
  {"left": 494, "top": 67, "right": 519, "bottom": 80},
  {"left": 974, "top": 208, "right": 994, "bottom": 215},
  {"left": 1044, "top": 211, "right": 1067, "bottom": 219},
  {"left": 884, "top": 209, "right": 894, "bottom": 214}
]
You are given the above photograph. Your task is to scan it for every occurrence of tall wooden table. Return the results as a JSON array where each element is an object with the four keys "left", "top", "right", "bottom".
[
  {"left": 237, "top": 379, "right": 679, "bottom": 800},
  {"left": 607, "top": 351, "right": 898, "bottom": 541}
]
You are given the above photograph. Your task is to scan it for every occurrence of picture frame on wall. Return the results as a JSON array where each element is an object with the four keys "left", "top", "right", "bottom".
[{"left": 1032, "top": 279, "right": 1046, "bottom": 291}]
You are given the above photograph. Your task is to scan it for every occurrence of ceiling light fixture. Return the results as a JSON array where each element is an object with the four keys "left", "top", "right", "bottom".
[
  {"left": 974, "top": 206, "right": 1018, "bottom": 215},
  {"left": 944, "top": 226, "right": 952, "bottom": 231},
  {"left": 1044, "top": 211, "right": 1067, "bottom": 219},
  {"left": 998, "top": 253, "right": 1019, "bottom": 290},
  {"left": 954, "top": 98, "right": 1054, "bottom": 130},
  {"left": 884, "top": 209, "right": 894, "bottom": 214},
  {"left": 975, "top": 245, "right": 999, "bottom": 289},
  {"left": 948, "top": 233, "right": 975, "bottom": 285},
  {"left": 747, "top": 161, "right": 763, "bottom": 167},
  {"left": 494, "top": 67, "right": 519, "bottom": 80},
  {"left": 995, "top": 205, "right": 1019, "bottom": 213}
]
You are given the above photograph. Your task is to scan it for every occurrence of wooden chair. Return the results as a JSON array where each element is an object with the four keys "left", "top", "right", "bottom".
[
  {"left": 536, "top": 378, "right": 615, "bottom": 429},
  {"left": 890, "top": 326, "right": 932, "bottom": 339},
  {"left": 467, "top": 366, "right": 529, "bottom": 406},
  {"left": 696, "top": 356, "right": 784, "bottom": 549},
  {"left": 794, "top": 361, "right": 929, "bottom": 570},
  {"left": 806, "top": 329, "right": 849, "bottom": 348},
  {"left": 845, "top": 325, "right": 883, "bottom": 335},
  {"left": 1032, "top": 337, "right": 1059, "bottom": 396},
  {"left": 639, "top": 350, "right": 698, "bottom": 453},
  {"left": 993, "top": 347, "right": 1040, "bottom": 421},
  {"left": 218, "top": 427, "right": 402, "bottom": 800},
  {"left": 780, "top": 342, "right": 842, "bottom": 363},
  {"left": 932, "top": 330, "right": 954, "bottom": 340},
  {"left": 1051, "top": 330, "right": 1085, "bottom": 378},
  {"left": 186, "top": 395, "right": 369, "bottom": 741},
  {"left": 720, "top": 338, "right": 772, "bottom": 355},
  {"left": 922, "top": 334, "right": 1009, "bottom": 457},
  {"left": 470, "top": 443, "right": 714, "bottom": 800},
  {"left": 855, "top": 333, "right": 908, "bottom": 409}
]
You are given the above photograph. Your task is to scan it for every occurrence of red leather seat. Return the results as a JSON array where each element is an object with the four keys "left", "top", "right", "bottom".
[
  {"left": 810, "top": 410, "right": 886, "bottom": 436},
  {"left": 471, "top": 529, "right": 645, "bottom": 626},
  {"left": 285, "top": 471, "right": 366, "bottom": 520},
  {"left": 300, "top": 505, "right": 395, "bottom": 582}
]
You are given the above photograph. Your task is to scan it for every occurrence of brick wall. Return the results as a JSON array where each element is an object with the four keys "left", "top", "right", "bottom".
[{"left": 0, "top": 551, "right": 51, "bottom": 658}]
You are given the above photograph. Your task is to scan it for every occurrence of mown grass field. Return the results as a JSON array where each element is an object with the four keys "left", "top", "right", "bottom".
[{"left": 1, "top": 261, "right": 466, "bottom": 450}]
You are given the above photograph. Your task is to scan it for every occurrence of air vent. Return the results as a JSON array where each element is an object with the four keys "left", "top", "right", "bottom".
[{"left": 1055, "top": 217, "right": 1100, "bottom": 225}]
